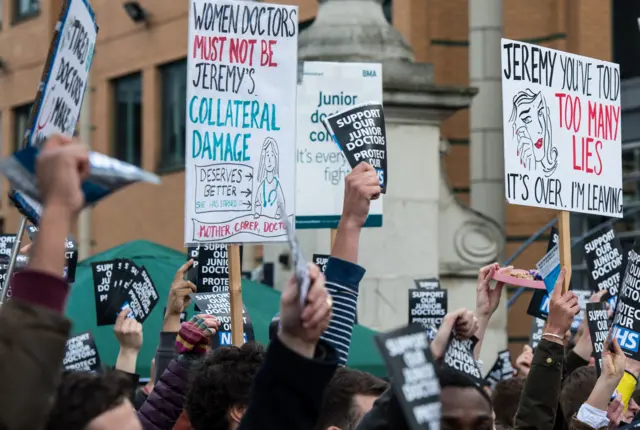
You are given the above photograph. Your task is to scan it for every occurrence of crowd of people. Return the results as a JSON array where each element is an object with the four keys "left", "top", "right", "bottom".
[{"left": 1, "top": 135, "right": 638, "bottom": 430}]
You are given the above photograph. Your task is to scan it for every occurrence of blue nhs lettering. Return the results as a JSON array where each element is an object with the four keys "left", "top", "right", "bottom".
[
  {"left": 539, "top": 295, "right": 550, "bottom": 314},
  {"left": 363, "top": 70, "right": 377, "bottom": 77},
  {"left": 612, "top": 325, "right": 640, "bottom": 353},
  {"left": 376, "top": 169, "right": 385, "bottom": 187},
  {"left": 219, "top": 331, "right": 248, "bottom": 345}
]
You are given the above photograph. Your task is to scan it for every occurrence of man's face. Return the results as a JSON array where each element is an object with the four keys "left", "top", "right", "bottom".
[
  {"left": 514, "top": 93, "right": 548, "bottom": 163},
  {"left": 440, "top": 386, "right": 493, "bottom": 430},
  {"left": 86, "top": 399, "right": 141, "bottom": 430}
]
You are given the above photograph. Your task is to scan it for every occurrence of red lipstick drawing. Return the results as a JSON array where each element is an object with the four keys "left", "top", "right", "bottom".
[{"left": 534, "top": 138, "right": 543, "bottom": 149}]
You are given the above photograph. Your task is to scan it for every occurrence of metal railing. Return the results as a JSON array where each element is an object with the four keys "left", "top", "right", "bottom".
[{"left": 506, "top": 205, "right": 640, "bottom": 309}]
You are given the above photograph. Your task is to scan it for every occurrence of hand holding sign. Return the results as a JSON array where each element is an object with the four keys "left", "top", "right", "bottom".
[
  {"left": 476, "top": 262, "right": 505, "bottom": 319},
  {"left": 544, "top": 268, "right": 580, "bottom": 344},
  {"left": 515, "top": 345, "right": 533, "bottom": 378},
  {"left": 278, "top": 263, "right": 332, "bottom": 358},
  {"left": 37, "top": 135, "right": 89, "bottom": 214},
  {"left": 341, "top": 162, "right": 381, "bottom": 229},
  {"left": 429, "top": 308, "right": 477, "bottom": 360},
  {"left": 114, "top": 309, "right": 143, "bottom": 352}
]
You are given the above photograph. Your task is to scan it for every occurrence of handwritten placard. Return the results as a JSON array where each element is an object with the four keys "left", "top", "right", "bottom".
[
  {"left": 185, "top": 0, "right": 298, "bottom": 244},
  {"left": 501, "top": 39, "right": 622, "bottom": 217}
]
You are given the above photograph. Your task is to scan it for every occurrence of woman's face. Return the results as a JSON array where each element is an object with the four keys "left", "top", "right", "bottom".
[{"left": 265, "top": 145, "right": 276, "bottom": 172}]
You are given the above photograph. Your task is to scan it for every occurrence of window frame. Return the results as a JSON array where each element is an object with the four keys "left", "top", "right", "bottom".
[
  {"left": 112, "top": 72, "right": 142, "bottom": 168},
  {"left": 12, "top": 102, "right": 33, "bottom": 152},
  {"left": 158, "top": 59, "right": 188, "bottom": 174},
  {"left": 12, "top": 0, "right": 39, "bottom": 24}
]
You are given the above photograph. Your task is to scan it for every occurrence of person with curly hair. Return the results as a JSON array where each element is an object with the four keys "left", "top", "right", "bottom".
[{"left": 185, "top": 343, "right": 266, "bottom": 430}]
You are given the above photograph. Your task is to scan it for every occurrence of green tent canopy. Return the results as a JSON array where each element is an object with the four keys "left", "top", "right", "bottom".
[{"left": 66, "top": 240, "right": 385, "bottom": 378}]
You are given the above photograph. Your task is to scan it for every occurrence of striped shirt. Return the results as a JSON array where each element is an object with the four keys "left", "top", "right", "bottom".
[{"left": 320, "top": 257, "right": 365, "bottom": 366}]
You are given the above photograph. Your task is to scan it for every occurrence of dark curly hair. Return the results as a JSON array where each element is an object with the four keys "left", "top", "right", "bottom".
[
  {"left": 46, "top": 370, "right": 134, "bottom": 430},
  {"left": 315, "top": 368, "right": 388, "bottom": 430},
  {"left": 186, "top": 342, "right": 265, "bottom": 430}
]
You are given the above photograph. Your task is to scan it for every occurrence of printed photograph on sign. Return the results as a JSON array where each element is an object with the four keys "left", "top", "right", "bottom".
[
  {"left": 185, "top": 0, "right": 298, "bottom": 244},
  {"left": 501, "top": 39, "right": 622, "bottom": 217},
  {"left": 296, "top": 62, "right": 383, "bottom": 229}
]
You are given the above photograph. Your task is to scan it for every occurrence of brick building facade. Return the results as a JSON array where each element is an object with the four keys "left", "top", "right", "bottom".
[{"left": 0, "top": 0, "right": 627, "bottom": 353}]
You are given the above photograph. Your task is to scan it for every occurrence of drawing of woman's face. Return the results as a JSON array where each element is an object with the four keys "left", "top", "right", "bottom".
[
  {"left": 265, "top": 144, "right": 276, "bottom": 172},
  {"left": 514, "top": 93, "right": 549, "bottom": 162}
]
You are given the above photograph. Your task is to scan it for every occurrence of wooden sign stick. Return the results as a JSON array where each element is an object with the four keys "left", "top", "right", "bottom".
[
  {"left": 228, "top": 244, "right": 244, "bottom": 346},
  {"left": 330, "top": 229, "right": 338, "bottom": 251},
  {"left": 557, "top": 211, "right": 572, "bottom": 294}
]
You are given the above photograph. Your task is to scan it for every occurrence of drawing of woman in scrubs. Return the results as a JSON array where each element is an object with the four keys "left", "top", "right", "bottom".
[{"left": 254, "top": 137, "right": 285, "bottom": 219}]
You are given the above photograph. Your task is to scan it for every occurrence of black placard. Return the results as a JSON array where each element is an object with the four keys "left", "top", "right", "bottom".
[
  {"left": 187, "top": 246, "right": 199, "bottom": 285},
  {"left": 413, "top": 278, "right": 440, "bottom": 290},
  {"left": 527, "top": 227, "right": 557, "bottom": 320},
  {"left": 484, "top": 349, "right": 514, "bottom": 390},
  {"left": 571, "top": 289, "right": 593, "bottom": 333},
  {"left": 312, "top": 254, "right": 329, "bottom": 273},
  {"left": 189, "top": 292, "right": 255, "bottom": 347},
  {"left": 612, "top": 250, "right": 640, "bottom": 359},
  {"left": 92, "top": 259, "right": 159, "bottom": 326},
  {"left": 27, "top": 226, "right": 78, "bottom": 282},
  {"left": 62, "top": 331, "right": 101, "bottom": 372},
  {"left": 586, "top": 302, "right": 609, "bottom": 377},
  {"left": 584, "top": 226, "right": 624, "bottom": 295},
  {"left": 374, "top": 324, "right": 441, "bottom": 430},
  {"left": 442, "top": 335, "right": 483, "bottom": 385},
  {"left": 408, "top": 288, "right": 447, "bottom": 330},
  {"left": 0, "top": 234, "right": 16, "bottom": 259},
  {"left": 197, "top": 243, "right": 229, "bottom": 293},
  {"left": 322, "top": 102, "right": 387, "bottom": 193},
  {"left": 529, "top": 317, "right": 545, "bottom": 349}
]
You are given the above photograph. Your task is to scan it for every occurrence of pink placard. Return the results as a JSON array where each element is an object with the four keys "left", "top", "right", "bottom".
[{"left": 492, "top": 272, "right": 546, "bottom": 290}]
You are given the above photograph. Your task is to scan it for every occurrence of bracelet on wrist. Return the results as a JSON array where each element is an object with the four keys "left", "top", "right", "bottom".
[{"left": 542, "top": 332, "right": 564, "bottom": 341}]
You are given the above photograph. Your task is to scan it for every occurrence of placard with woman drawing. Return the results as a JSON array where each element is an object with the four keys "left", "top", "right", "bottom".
[{"left": 501, "top": 38, "right": 622, "bottom": 218}]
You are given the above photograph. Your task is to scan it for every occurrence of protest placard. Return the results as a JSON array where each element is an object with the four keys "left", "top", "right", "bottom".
[
  {"left": 189, "top": 292, "right": 255, "bottom": 346},
  {"left": 501, "top": 39, "right": 622, "bottom": 218},
  {"left": 584, "top": 226, "right": 624, "bottom": 295},
  {"left": 375, "top": 325, "right": 441, "bottom": 430},
  {"left": 530, "top": 317, "right": 546, "bottom": 349},
  {"left": 312, "top": 254, "right": 329, "bottom": 274},
  {"left": 612, "top": 250, "right": 640, "bottom": 358},
  {"left": 414, "top": 278, "right": 440, "bottom": 289},
  {"left": 442, "top": 335, "right": 483, "bottom": 385},
  {"left": 322, "top": 103, "right": 387, "bottom": 193},
  {"left": 408, "top": 288, "right": 447, "bottom": 330},
  {"left": 484, "top": 350, "right": 514, "bottom": 390},
  {"left": 586, "top": 302, "right": 609, "bottom": 376},
  {"left": 63, "top": 331, "right": 101, "bottom": 372},
  {"left": 296, "top": 62, "right": 383, "bottom": 229},
  {"left": 185, "top": 0, "right": 298, "bottom": 244},
  {"left": 528, "top": 227, "right": 557, "bottom": 319},
  {"left": 0, "top": 235, "right": 17, "bottom": 259},
  {"left": 197, "top": 243, "right": 229, "bottom": 293},
  {"left": 21, "top": 0, "right": 97, "bottom": 148},
  {"left": 537, "top": 244, "right": 561, "bottom": 294}
]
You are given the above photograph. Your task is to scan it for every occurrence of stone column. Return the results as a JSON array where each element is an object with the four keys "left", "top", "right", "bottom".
[{"left": 469, "top": 0, "right": 505, "bottom": 230}]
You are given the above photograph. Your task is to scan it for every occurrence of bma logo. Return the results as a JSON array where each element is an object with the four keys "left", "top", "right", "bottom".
[
  {"left": 612, "top": 325, "right": 640, "bottom": 353},
  {"left": 363, "top": 70, "right": 377, "bottom": 77},
  {"left": 219, "top": 331, "right": 248, "bottom": 346}
]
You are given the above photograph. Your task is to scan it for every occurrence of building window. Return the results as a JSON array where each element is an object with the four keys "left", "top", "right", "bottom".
[
  {"left": 13, "top": 0, "right": 39, "bottom": 22},
  {"left": 612, "top": 0, "right": 640, "bottom": 79},
  {"left": 113, "top": 73, "right": 142, "bottom": 167},
  {"left": 13, "top": 103, "right": 32, "bottom": 152},
  {"left": 159, "top": 60, "right": 187, "bottom": 171}
]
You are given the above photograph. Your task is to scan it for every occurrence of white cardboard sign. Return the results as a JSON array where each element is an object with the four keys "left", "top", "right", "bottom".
[
  {"left": 26, "top": 0, "right": 97, "bottom": 148},
  {"left": 501, "top": 38, "right": 622, "bottom": 217},
  {"left": 296, "top": 62, "right": 383, "bottom": 229},
  {"left": 185, "top": 0, "right": 298, "bottom": 244}
]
